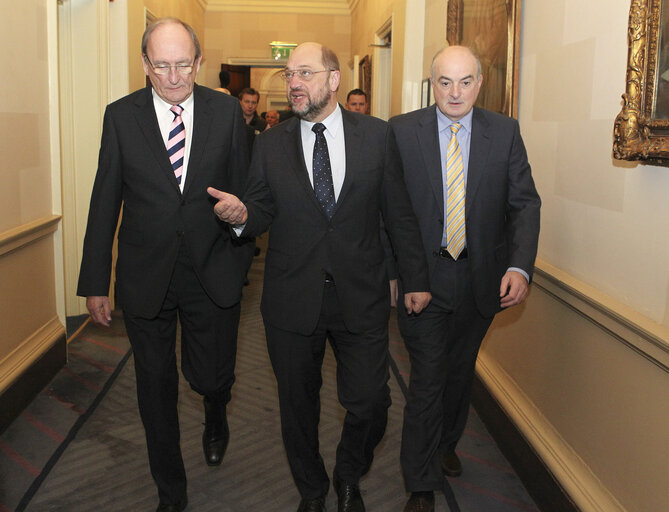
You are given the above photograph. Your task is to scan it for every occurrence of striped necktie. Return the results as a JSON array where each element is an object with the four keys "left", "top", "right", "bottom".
[
  {"left": 445, "top": 123, "right": 466, "bottom": 259},
  {"left": 167, "top": 104, "right": 185, "bottom": 186}
]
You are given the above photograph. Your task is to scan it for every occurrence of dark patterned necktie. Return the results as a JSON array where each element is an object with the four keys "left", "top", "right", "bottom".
[
  {"left": 311, "top": 123, "right": 336, "bottom": 219},
  {"left": 167, "top": 104, "right": 185, "bottom": 186}
]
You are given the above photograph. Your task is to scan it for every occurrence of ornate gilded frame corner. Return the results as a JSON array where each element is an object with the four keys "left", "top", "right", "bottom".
[
  {"left": 446, "top": 0, "right": 521, "bottom": 118},
  {"left": 613, "top": 0, "right": 669, "bottom": 164}
]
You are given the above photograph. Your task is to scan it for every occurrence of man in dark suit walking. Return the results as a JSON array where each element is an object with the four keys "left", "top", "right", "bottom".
[
  {"left": 389, "top": 46, "right": 541, "bottom": 512},
  {"left": 209, "top": 42, "right": 431, "bottom": 512},
  {"left": 77, "top": 18, "right": 253, "bottom": 512}
]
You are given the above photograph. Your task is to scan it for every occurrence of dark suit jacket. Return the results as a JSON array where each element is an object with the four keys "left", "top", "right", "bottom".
[
  {"left": 77, "top": 84, "right": 254, "bottom": 318},
  {"left": 240, "top": 109, "right": 429, "bottom": 335},
  {"left": 389, "top": 105, "right": 540, "bottom": 318}
]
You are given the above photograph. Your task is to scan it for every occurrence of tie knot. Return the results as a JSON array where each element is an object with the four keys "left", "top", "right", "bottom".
[
  {"left": 312, "top": 123, "right": 326, "bottom": 135},
  {"left": 170, "top": 104, "right": 184, "bottom": 117},
  {"left": 450, "top": 123, "right": 461, "bottom": 135}
]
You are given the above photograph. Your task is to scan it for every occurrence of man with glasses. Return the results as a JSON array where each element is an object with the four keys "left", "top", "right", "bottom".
[
  {"left": 208, "top": 42, "right": 431, "bottom": 512},
  {"left": 77, "top": 18, "right": 253, "bottom": 512}
]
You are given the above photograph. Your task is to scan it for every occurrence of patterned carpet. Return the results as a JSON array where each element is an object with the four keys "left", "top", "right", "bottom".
[{"left": 1, "top": 249, "right": 539, "bottom": 512}]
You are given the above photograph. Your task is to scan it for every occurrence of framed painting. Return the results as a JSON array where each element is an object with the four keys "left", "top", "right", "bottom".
[
  {"left": 421, "top": 78, "right": 431, "bottom": 108},
  {"left": 613, "top": 0, "right": 669, "bottom": 164},
  {"left": 446, "top": 0, "right": 521, "bottom": 118},
  {"left": 359, "top": 55, "right": 372, "bottom": 106}
]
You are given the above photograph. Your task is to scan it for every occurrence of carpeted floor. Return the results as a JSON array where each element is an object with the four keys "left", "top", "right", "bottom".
[{"left": 2, "top": 250, "right": 539, "bottom": 512}]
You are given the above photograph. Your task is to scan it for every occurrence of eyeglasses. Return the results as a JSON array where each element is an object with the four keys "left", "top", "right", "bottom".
[
  {"left": 144, "top": 55, "right": 195, "bottom": 76},
  {"left": 279, "top": 69, "right": 334, "bottom": 82}
]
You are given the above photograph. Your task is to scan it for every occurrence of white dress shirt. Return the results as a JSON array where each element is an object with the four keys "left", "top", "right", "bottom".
[
  {"left": 152, "top": 90, "right": 194, "bottom": 193},
  {"left": 299, "top": 104, "right": 346, "bottom": 200}
]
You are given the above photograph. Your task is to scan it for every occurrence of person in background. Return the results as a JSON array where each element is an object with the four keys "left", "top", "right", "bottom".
[
  {"left": 265, "top": 109, "right": 280, "bottom": 129},
  {"left": 207, "top": 42, "right": 431, "bottom": 512},
  {"left": 77, "top": 18, "right": 254, "bottom": 512},
  {"left": 389, "top": 45, "right": 541, "bottom": 512},
  {"left": 239, "top": 87, "right": 267, "bottom": 132},
  {"left": 345, "top": 88, "right": 368, "bottom": 114},
  {"left": 215, "top": 69, "right": 231, "bottom": 94}
]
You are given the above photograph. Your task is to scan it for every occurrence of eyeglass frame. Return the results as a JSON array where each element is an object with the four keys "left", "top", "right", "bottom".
[
  {"left": 143, "top": 54, "right": 197, "bottom": 76},
  {"left": 279, "top": 69, "right": 335, "bottom": 82}
]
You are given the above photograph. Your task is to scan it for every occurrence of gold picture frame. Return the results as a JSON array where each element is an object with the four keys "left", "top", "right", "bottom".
[
  {"left": 613, "top": 0, "right": 669, "bottom": 164},
  {"left": 447, "top": 0, "right": 521, "bottom": 118}
]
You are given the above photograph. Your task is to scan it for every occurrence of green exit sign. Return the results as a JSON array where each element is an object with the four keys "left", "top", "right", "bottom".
[{"left": 270, "top": 42, "right": 297, "bottom": 61}]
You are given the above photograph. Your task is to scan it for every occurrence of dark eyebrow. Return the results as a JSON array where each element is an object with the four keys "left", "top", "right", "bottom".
[{"left": 438, "top": 74, "right": 475, "bottom": 81}]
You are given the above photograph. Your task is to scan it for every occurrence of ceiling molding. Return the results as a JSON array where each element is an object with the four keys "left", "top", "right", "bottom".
[{"left": 205, "top": 0, "right": 352, "bottom": 16}]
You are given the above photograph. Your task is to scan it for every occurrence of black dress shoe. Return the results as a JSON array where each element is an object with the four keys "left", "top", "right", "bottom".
[
  {"left": 297, "top": 495, "right": 326, "bottom": 512},
  {"left": 203, "top": 396, "right": 229, "bottom": 466},
  {"left": 403, "top": 491, "right": 434, "bottom": 512},
  {"left": 440, "top": 451, "right": 462, "bottom": 477},
  {"left": 333, "top": 472, "right": 365, "bottom": 512},
  {"left": 156, "top": 496, "right": 187, "bottom": 512}
]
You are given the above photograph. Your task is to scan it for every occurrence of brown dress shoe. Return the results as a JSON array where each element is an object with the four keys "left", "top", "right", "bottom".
[
  {"left": 404, "top": 492, "right": 434, "bottom": 512},
  {"left": 440, "top": 451, "right": 463, "bottom": 477}
]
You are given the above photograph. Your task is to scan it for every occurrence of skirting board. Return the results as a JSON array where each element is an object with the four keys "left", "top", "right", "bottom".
[
  {"left": 475, "top": 354, "right": 625, "bottom": 512},
  {"left": 0, "top": 318, "right": 66, "bottom": 433}
]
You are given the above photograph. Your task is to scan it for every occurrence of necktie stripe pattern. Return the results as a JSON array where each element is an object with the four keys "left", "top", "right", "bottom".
[
  {"left": 167, "top": 105, "right": 185, "bottom": 185},
  {"left": 312, "top": 123, "right": 336, "bottom": 219},
  {"left": 445, "top": 123, "right": 466, "bottom": 259}
]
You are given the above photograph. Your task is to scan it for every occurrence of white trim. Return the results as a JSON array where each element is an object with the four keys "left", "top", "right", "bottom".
[
  {"left": 401, "top": 0, "right": 425, "bottom": 113},
  {"left": 476, "top": 355, "right": 626, "bottom": 512},
  {"left": 534, "top": 260, "right": 669, "bottom": 371},
  {"left": 206, "top": 0, "right": 351, "bottom": 15},
  {"left": 47, "top": 0, "right": 65, "bottom": 325}
]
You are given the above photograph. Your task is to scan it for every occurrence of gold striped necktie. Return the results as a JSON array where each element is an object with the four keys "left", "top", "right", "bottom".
[{"left": 445, "top": 123, "right": 465, "bottom": 259}]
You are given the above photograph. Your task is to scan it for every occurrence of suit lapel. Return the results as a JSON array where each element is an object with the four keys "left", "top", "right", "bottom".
[
  {"left": 466, "top": 107, "right": 492, "bottom": 217},
  {"left": 337, "top": 109, "right": 362, "bottom": 209},
  {"left": 183, "top": 84, "right": 210, "bottom": 196},
  {"left": 133, "top": 86, "right": 182, "bottom": 196},
  {"left": 417, "top": 105, "right": 445, "bottom": 212},
  {"left": 280, "top": 117, "right": 324, "bottom": 212}
]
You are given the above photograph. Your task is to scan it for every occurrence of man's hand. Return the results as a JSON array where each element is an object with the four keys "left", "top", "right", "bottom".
[
  {"left": 86, "top": 296, "right": 112, "bottom": 327},
  {"left": 207, "top": 187, "right": 248, "bottom": 224},
  {"left": 404, "top": 292, "right": 432, "bottom": 315},
  {"left": 500, "top": 271, "right": 529, "bottom": 308},
  {"left": 389, "top": 279, "right": 398, "bottom": 308}
]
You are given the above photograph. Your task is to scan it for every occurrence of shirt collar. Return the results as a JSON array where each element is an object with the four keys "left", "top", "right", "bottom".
[
  {"left": 436, "top": 106, "right": 473, "bottom": 135},
  {"left": 151, "top": 88, "right": 195, "bottom": 115},
  {"left": 300, "top": 104, "right": 343, "bottom": 137}
]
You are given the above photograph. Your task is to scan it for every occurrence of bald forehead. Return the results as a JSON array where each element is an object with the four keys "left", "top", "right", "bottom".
[
  {"left": 288, "top": 43, "right": 323, "bottom": 67},
  {"left": 432, "top": 46, "right": 479, "bottom": 77},
  {"left": 148, "top": 22, "right": 195, "bottom": 53}
]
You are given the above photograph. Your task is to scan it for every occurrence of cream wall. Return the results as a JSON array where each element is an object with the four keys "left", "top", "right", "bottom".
[
  {"left": 127, "top": 0, "right": 206, "bottom": 92},
  {"left": 473, "top": 1, "right": 669, "bottom": 511},
  {"left": 350, "top": 0, "right": 407, "bottom": 117},
  {"left": 0, "top": 0, "right": 65, "bottom": 394},
  {"left": 203, "top": 10, "right": 351, "bottom": 112}
]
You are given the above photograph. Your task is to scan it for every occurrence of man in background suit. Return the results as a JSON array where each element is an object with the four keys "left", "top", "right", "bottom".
[
  {"left": 77, "top": 18, "right": 253, "bottom": 512},
  {"left": 208, "top": 42, "right": 431, "bottom": 512},
  {"left": 389, "top": 46, "right": 540, "bottom": 512}
]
